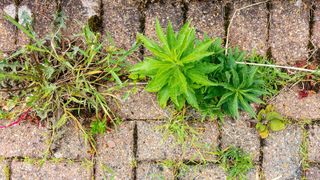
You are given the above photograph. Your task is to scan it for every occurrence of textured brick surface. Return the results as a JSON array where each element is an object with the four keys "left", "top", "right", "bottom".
[
  {"left": 183, "top": 121, "right": 219, "bottom": 161},
  {"left": 19, "top": 0, "right": 56, "bottom": 38},
  {"left": 0, "top": 0, "right": 16, "bottom": 53},
  {"left": 96, "top": 122, "right": 134, "bottom": 179},
  {"left": 0, "top": 160, "right": 8, "bottom": 180},
  {"left": 179, "top": 164, "right": 226, "bottom": 179},
  {"left": 228, "top": 0, "right": 268, "bottom": 55},
  {"left": 103, "top": 0, "right": 140, "bottom": 50},
  {"left": 269, "top": 0, "right": 309, "bottom": 65},
  {"left": 306, "top": 166, "right": 320, "bottom": 180},
  {"left": 272, "top": 87, "right": 320, "bottom": 120},
  {"left": 137, "top": 121, "right": 181, "bottom": 161},
  {"left": 51, "top": 123, "right": 91, "bottom": 159},
  {"left": 11, "top": 160, "right": 92, "bottom": 179},
  {"left": 61, "top": 0, "right": 100, "bottom": 36},
  {"left": 262, "top": 125, "right": 303, "bottom": 179},
  {"left": 187, "top": 0, "right": 225, "bottom": 39},
  {"left": 221, "top": 118, "right": 260, "bottom": 162},
  {"left": 109, "top": 86, "right": 166, "bottom": 120},
  {"left": 308, "top": 124, "right": 320, "bottom": 162},
  {"left": 136, "top": 161, "right": 174, "bottom": 180},
  {"left": 0, "top": 124, "right": 48, "bottom": 158},
  {"left": 145, "top": 0, "right": 184, "bottom": 39}
]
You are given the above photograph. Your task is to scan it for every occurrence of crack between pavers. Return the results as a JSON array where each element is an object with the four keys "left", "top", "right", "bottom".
[
  {"left": 266, "top": 1, "right": 273, "bottom": 60},
  {"left": 223, "top": 1, "right": 231, "bottom": 45},
  {"left": 308, "top": 0, "right": 316, "bottom": 62},
  {"left": 182, "top": 0, "right": 188, "bottom": 24},
  {"left": 132, "top": 121, "right": 138, "bottom": 180}
]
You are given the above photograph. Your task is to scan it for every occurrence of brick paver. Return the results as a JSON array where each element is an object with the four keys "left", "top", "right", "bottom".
[
  {"left": 137, "top": 121, "right": 181, "bottom": 161},
  {"left": 11, "top": 160, "right": 92, "bottom": 180},
  {"left": 0, "top": 0, "right": 16, "bottom": 53},
  {"left": 61, "top": 0, "right": 100, "bottom": 36},
  {"left": 145, "top": 0, "right": 184, "bottom": 39},
  {"left": 308, "top": 124, "right": 320, "bottom": 162},
  {"left": 136, "top": 161, "right": 174, "bottom": 180},
  {"left": 0, "top": 124, "right": 49, "bottom": 158},
  {"left": 95, "top": 121, "right": 134, "bottom": 179},
  {"left": 51, "top": 123, "right": 91, "bottom": 160},
  {"left": 221, "top": 117, "right": 260, "bottom": 162},
  {"left": 306, "top": 166, "right": 320, "bottom": 180},
  {"left": 109, "top": 86, "right": 166, "bottom": 120},
  {"left": 272, "top": 87, "right": 320, "bottom": 120},
  {"left": 179, "top": 164, "right": 226, "bottom": 179},
  {"left": 187, "top": 0, "right": 225, "bottom": 39},
  {"left": 183, "top": 121, "right": 219, "bottom": 162},
  {"left": 228, "top": 0, "right": 268, "bottom": 55},
  {"left": 269, "top": 0, "right": 309, "bottom": 65},
  {"left": 262, "top": 125, "right": 303, "bottom": 179}
]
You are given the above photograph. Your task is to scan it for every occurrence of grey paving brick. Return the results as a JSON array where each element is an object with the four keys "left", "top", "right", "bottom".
[
  {"left": 103, "top": 0, "right": 141, "bottom": 50},
  {"left": 11, "top": 160, "right": 92, "bottom": 180},
  {"left": 272, "top": 86, "right": 320, "bottom": 120},
  {"left": 0, "top": 0, "right": 16, "bottom": 53},
  {"left": 183, "top": 121, "right": 219, "bottom": 162},
  {"left": 0, "top": 123, "right": 49, "bottom": 158},
  {"left": 137, "top": 121, "right": 181, "bottom": 161},
  {"left": 262, "top": 125, "right": 303, "bottom": 179},
  {"left": 187, "top": 0, "right": 225, "bottom": 39},
  {"left": 95, "top": 121, "right": 134, "bottom": 179},
  {"left": 136, "top": 161, "right": 174, "bottom": 180},
  {"left": 221, "top": 118, "right": 260, "bottom": 162},
  {"left": 61, "top": 0, "right": 101, "bottom": 36},
  {"left": 228, "top": 0, "right": 268, "bottom": 55},
  {"left": 308, "top": 124, "right": 320, "bottom": 162},
  {"left": 269, "top": 0, "right": 309, "bottom": 65},
  {"left": 179, "top": 164, "right": 226, "bottom": 179},
  {"left": 109, "top": 86, "right": 166, "bottom": 120},
  {"left": 145, "top": 0, "right": 184, "bottom": 39},
  {"left": 51, "top": 122, "right": 91, "bottom": 160},
  {"left": 306, "top": 166, "right": 320, "bottom": 180}
]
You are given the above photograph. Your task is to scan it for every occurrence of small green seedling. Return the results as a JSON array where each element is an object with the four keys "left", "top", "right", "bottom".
[
  {"left": 214, "top": 146, "right": 254, "bottom": 179},
  {"left": 90, "top": 119, "right": 107, "bottom": 136},
  {"left": 256, "top": 105, "right": 287, "bottom": 138}
]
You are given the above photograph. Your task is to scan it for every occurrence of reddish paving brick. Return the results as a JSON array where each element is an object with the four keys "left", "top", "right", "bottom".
[
  {"left": 11, "top": 160, "right": 92, "bottom": 179},
  {"left": 0, "top": 123, "right": 49, "bottom": 158},
  {"left": 61, "top": 0, "right": 101, "bottom": 36},
  {"left": 145, "top": 0, "right": 184, "bottom": 39},
  {"left": 187, "top": 0, "right": 225, "bottom": 39},
  {"left": 269, "top": 0, "right": 309, "bottom": 65},
  {"left": 308, "top": 124, "right": 320, "bottom": 162},
  {"left": 136, "top": 161, "right": 174, "bottom": 180},
  {"left": 108, "top": 86, "right": 166, "bottom": 120},
  {"left": 18, "top": 0, "right": 56, "bottom": 39},
  {"left": 306, "top": 166, "right": 320, "bottom": 180},
  {"left": 137, "top": 121, "right": 181, "bottom": 161},
  {"left": 51, "top": 123, "right": 91, "bottom": 160},
  {"left": 95, "top": 121, "right": 134, "bottom": 179},
  {"left": 221, "top": 118, "right": 260, "bottom": 162},
  {"left": 228, "top": 0, "right": 268, "bottom": 55},
  {"left": 183, "top": 121, "right": 219, "bottom": 162},
  {"left": 262, "top": 125, "right": 303, "bottom": 179},
  {"left": 0, "top": 0, "right": 16, "bottom": 53},
  {"left": 103, "top": 0, "right": 141, "bottom": 50},
  {"left": 271, "top": 86, "right": 320, "bottom": 120}
]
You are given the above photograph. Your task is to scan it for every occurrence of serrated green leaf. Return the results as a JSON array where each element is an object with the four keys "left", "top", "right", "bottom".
[
  {"left": 240, "top": 92, "right": 264, "bottom": 104},
  {"left": 181, "top": 51, "right": 214, "bottom": 64},
  {"left": 146, "top": 65, "right": 174, "bottom": 92},
  {"left": 158, "top": 85, "right": 170, "bottom": 108},
  {"left": 186, "top": 69, "right": 218, "bottom": 86},
  {"left": 238, "top": 94, "right": 255, "bottom": 117},
  {"left": 155, "top": 18, "right": 170, "bottom": 53},
  {"left": 185, "top": 86, "right": 199, "bottom": 109},
  {"left": 166, "top": 21, "right": 176, "bottom": 49}
]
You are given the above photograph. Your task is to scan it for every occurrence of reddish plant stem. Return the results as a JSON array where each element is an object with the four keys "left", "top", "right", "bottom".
[{"left": 0, "top": 108, "right": 32, "bottom": 129}]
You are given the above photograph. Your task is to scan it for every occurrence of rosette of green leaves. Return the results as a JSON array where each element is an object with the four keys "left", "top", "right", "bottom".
[
  {"left": 204, "top": 48, "right": 267, "bottom": 119},
  {"left": 131, "top": 19, "right": 219, "bottom": 110}
]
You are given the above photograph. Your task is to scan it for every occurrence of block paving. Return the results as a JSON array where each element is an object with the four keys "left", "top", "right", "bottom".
[{"left": 0, "top": 0, "right": 320, "bottom": 179}]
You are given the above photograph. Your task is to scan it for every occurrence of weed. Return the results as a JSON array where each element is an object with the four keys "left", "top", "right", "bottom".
[
  {"left": 300, "top": 125, "right": 309, "bottom": 179},
  {"left": 131, "top": 19, "right": 219, "bottom": 110},
  {"left": 214, "top": 146, "right": 254, "bottom": 179},
  {"left": 4, "top": 164, "right": 10, "bottom": 180},
  {"left": 255, "top": 105, "right": 287, "bottom": 139},
  {"left": 160, "top": 160, "right": 191, "bottom": 178},
  {"left": 0, "top": 12, "right": 136, "bottom": 152}
]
